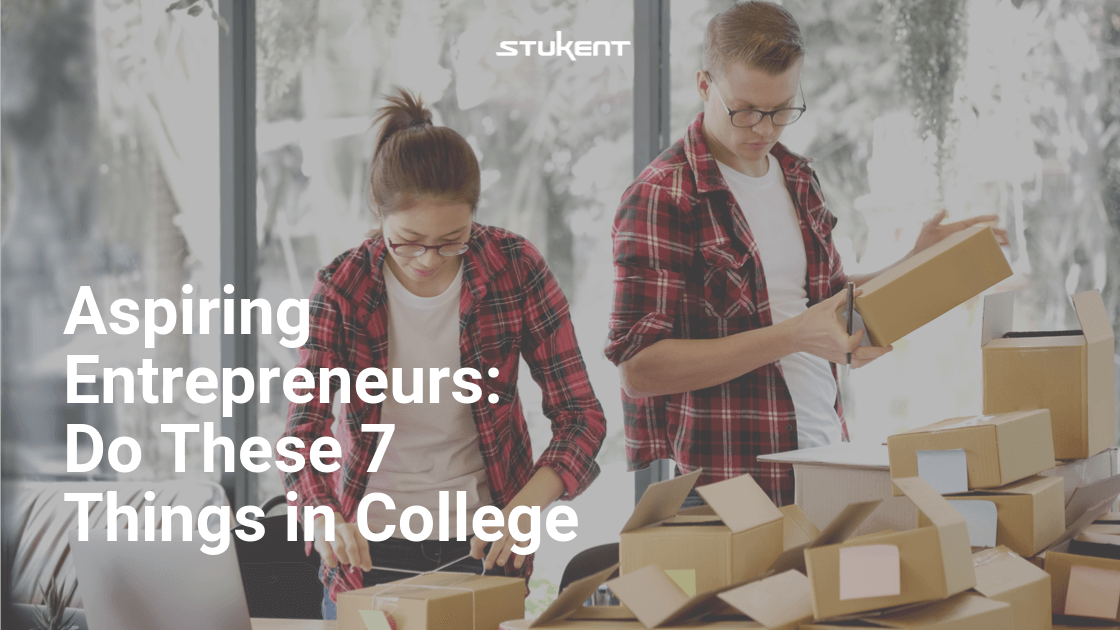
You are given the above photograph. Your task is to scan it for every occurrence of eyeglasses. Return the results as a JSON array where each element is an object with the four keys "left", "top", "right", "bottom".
[
  {"left": 705, "top": 71, "right": 806, "bottom": 128},
  {"left": 387, "top": 237, "right": 470, "bottom": 257}
]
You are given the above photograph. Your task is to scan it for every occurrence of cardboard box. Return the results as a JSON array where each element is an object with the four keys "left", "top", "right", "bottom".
[
  {"left": 608, "top": 564, "right": 811, "bottom": 629},
  {"left": 803, "top": 477, "right": 976, "bottom": 620},
  {"left": 853, "top": 224, "right": 1012, "bottom": 347},
  {"left": 981, "top": 289, "right": 1117, "bottom": 460},
  {"left": 926, "top": 476, "right": 1065, "bottom": 557},
  {"left": 971, "top": 546, "right": 1052, "bottom": 630},
  {"left": 887, "top": 410, "right": 1055, "bottom": 493},
  {"left": 337, "top": 572, "right": 525, "bottom": 630},
  {"left": 1041, "top": 447, "right": 1119, "bottom": 504},
  {"left": 759, "top": 444, "right": 919, "bottom": 538},
  {"left": 798, "top": 592, "right": 1012, "bottom": 629},
  {"left": 1045, "top": 550, "right": 1120, "bottom": 621},
  {"left": 620, "top": 470, "right": 783, "bottom": 594},
  {"left": 780, "top": 504, "right": 820, "bottom": 551}
]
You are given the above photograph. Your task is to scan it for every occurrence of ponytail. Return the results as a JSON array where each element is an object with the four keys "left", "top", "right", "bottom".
[{"left": 368, "top": 87, "right": 481, "bottom": 222}]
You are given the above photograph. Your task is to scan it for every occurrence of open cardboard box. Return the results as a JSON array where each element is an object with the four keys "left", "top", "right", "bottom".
[
  {"left": 337, "top": 572, "right": 526, "bottom": 630},
  {"left": 1042, "top": 448, "right": 1119, "bottom": 504},
  {"left": 981, "top": 289, "right": 1116, "bottom": 460},
  {"left": 853, "top": 224, "right": 1012, "bottom": 347},
  {"left": 497, "top": 564, "right": 754, "bottom": 629},
  {"left": 607, "top": 564, "right": 813, "bottom": 630},
  {"left": 800, "top": 477, "right": 976, "bottom": 620},
  {"left": 971, "top": 546, "right": 1052, "bottom": 630},
  {"left": 1029, "top": 472, "right": 1120, "bottom": 571},
  {"left": 926, "top": 475, "right": 1065, "bottom": 557},
  {"left": 620, "top": 470, "right": 783, "bottom": 595},
  {"left": 1045, "top": 542, "right": 1120, "bottom": 622},
  {"left": 759, "top": 444, "right": 918, "bottom": 538},
  {"left": 887, "top": 409, "right": 1055, "bottom": 494},
  {"left": 797, "top": 592, "right": 1012, "bottom": 629}
]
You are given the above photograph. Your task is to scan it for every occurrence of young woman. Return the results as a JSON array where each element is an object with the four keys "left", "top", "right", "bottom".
[{"left": 279, "top": 88, "right": 607, "bottom": 620}]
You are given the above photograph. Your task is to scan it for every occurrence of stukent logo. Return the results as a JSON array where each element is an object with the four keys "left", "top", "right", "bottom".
[{"left": 496, "top": 32, "right": 631, "bottom": 60}]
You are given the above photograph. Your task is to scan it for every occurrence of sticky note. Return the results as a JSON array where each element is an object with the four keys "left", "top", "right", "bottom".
[
  {"left": 948, "top": 500, "right": 997, "bottom": 547},
  {"left": 665, "top": 569, "right": 697, "bottom": 597},
  {"left": 1065, "top": 565, "right": 1120, "bottom": 619},
  {"left": 360, "top": 609, "right": 394, "bottom": 630},
  {"left": 838, "top": 545, "right": 901, "bottom": 600},
  {"left": 916, "top": 449, "right": 968, "bottom": 494}
]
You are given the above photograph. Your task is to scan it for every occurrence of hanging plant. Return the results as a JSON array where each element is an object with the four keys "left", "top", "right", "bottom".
[{"left": 885, "top": 0, "right": 970, "bottom": 197}]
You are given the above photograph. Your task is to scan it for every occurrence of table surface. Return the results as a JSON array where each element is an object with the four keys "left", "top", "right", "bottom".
[{"left": 251, "top": 619, "right": 336, "bottom": 630}]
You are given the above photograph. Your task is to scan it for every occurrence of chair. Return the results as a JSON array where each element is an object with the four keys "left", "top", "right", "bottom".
[
  {"left": 233, "top": 494, "right": 323, "bottom": 619},
  {"left": 558, "top": 543, "right": 619, "bottom": 594}
]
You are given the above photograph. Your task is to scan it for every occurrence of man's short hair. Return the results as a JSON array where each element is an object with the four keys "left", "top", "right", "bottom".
[{"left": 703, "top": 1, "right": 804, "bottom": 77}]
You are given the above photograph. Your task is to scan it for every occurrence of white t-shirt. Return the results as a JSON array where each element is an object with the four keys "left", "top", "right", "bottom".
[
  {"left": 364, "top": 262, "right": 492, "bottom": 539},
  {"left": 716, "top": 153, "right": 843, "bottom": 450}
]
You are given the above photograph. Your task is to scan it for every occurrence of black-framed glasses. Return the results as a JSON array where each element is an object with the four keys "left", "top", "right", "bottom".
[
  {"left": 387, "top": 237, "right": 470, "bottom": 257},
  {"left": 705, "top": 71, "right": 806, "bottom": 128}
]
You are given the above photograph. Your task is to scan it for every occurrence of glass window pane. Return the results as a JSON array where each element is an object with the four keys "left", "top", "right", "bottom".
[
  {"left": 2, "top": 2, "right": 221, "bottom": 482},
  {"left": 670, "top": 0, "right": 1119, "bottom": 445}
]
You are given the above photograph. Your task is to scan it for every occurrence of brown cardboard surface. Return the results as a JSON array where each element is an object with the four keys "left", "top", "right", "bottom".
[
  {"left": 1042, "top": 449, "right": 1118, "bottom": 504},
  {"left": 854, "top": 225, "right": 1012, "bottom": 347},
  {"left": 1044, "top": 551, "right": 1120, "bottom": 621},
  {"left": 780, "top": 505, "right": 820, "bottom": 551},
  {"left": 803, "top": 477, "right": 975, "bottom": 620},
  {"left": 799, "top": 593, "right": 1012, "bottom": 629},
  {"left": 982, "top": 289, "right": 1116, "bottom": 460},
  {"left": 528, "top": 565, "right": 621, "bottom": 627},
  {"left": 620, "top": 471, "right": 783, "bottom": 593},
  {"left": 887, "top": 410, "right": 1055, "bottom": 492},
  {"left": 717, "top": 570, "right": 813, "bottom": 630},
  {"left": 936, "top": 475, "right": 1065, "bottom": 556},
  {"left": 761, "top": 445, "right": 918, "bottom": 538},
  {"left": 971, "top": 546, "right": 1052, "bottom": 630},
  {"left": 338, "top": 573, "right": 525, "bottom": 630},
  {"left": 605, "top": 565, "right": 735, "bottom": 628}
]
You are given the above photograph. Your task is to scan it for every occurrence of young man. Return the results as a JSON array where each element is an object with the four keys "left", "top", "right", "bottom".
[{"left": 604, "top": 1, "right": 1006, "bottom": 505}]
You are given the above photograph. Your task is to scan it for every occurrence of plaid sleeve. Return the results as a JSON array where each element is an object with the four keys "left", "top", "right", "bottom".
[
  {"left": 517, "top": 241, "right": 606, "bottom": 500},
  {"left": 280, "top": 278, "right": 347, "bottom": 516},
  {"left": 811, "top": 171, "right": 848, "bottom": 295},
  {"left": 604, "top": 182, "right": 695, "bottom": 365}
]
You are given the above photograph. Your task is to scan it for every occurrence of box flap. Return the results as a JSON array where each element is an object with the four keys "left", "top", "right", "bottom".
[
  {"left": 529, "top": 564, "right": 619, "bottom": 627},
  {"left": 781, "top": 505, "right": 821, "bottom": 551},
  {"left": 768, "top": 500, "right": 881, "bottom": 574},
  {"left": 621, "top": 469, "right": 702, "bottom": 534},
  {"left": 605, "top": 565, "right": 732, "bottom": 628},
  {"left": 968, "top": 474, "right": 1061, "bottom": 497},
  {"left": 971, "top": 546, "right": 1049, "bottom": 597},
  {"left": 1065, "top": 473, "right": 1120, "bottom": 528},
  {"left": 1072, "top": 290, "right": 1115, "bottom": 345},
  {"left": 695, "top": 473, "right": 783, "bottom": 534},
  {"left": 864, "top": 593, "right": 1010, "bottom": 629},
  {"left": 982, "top": 291, "right": 1015, "bottom": 346},
  {"left": 757, "top": 443, "right": 890, "bottom": 470},
  {"left": 894, "top": 477, "right": 975, "bottom": 593},
  {"left": 566, "top": 605, "right": 638, "bottom": 621},
  {"left": 717, "top": 570, "right": 813, "bottom": 630}
]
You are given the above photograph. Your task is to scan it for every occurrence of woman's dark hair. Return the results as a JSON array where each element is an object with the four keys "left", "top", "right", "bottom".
[{"left": 368, "top": 87, "right": 481, "bottom": 221}]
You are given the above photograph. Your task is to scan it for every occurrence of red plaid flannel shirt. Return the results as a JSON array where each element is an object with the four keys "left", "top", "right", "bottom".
[
  {"left": 282, "top": 224, "right": 606, "bottom": 603},
  {"left": 605, "top": 112, "right": 848, "bottom": 506}
]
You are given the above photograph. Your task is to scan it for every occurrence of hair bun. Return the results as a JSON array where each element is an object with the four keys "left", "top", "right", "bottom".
[{"left": 373, "top": 88, "right": 434, "bottom": 154}]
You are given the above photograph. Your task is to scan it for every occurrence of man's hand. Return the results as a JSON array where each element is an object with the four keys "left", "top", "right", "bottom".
[
  {"left": 791, "top": 289, "right": 893, "bottom": 368},
  {"left": 912, "top": 210, "right": 1010, "bottom": 256},
  {"left": 312, "top": 510, "right": 373, "bottom": 573},
  {"left": 468, "top": 466, "right": 564, "bottom": 571}
]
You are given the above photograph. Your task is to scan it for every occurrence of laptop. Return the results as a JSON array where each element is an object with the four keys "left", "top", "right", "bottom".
[{"left": 69, "top": 530, "right": 253, "bottom": 630}]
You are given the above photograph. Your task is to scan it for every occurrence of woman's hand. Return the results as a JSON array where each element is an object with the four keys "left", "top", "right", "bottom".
[
  {"left": 312, "top": 510, "right": 373, "bottom": 573},
  {"left": 912, "top": 210, "right": 1010, "bottom": 256},
  {"left": 790, "top": 289, "right": 893, "bottom": 368},
  {"left": 469, "top": 466, "right": 565, "bottom": 571}
]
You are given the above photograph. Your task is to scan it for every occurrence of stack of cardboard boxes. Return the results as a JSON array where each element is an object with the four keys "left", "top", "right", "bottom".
[{"left": 331, "top": 230, "right": 1119, "bottom": 629}]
